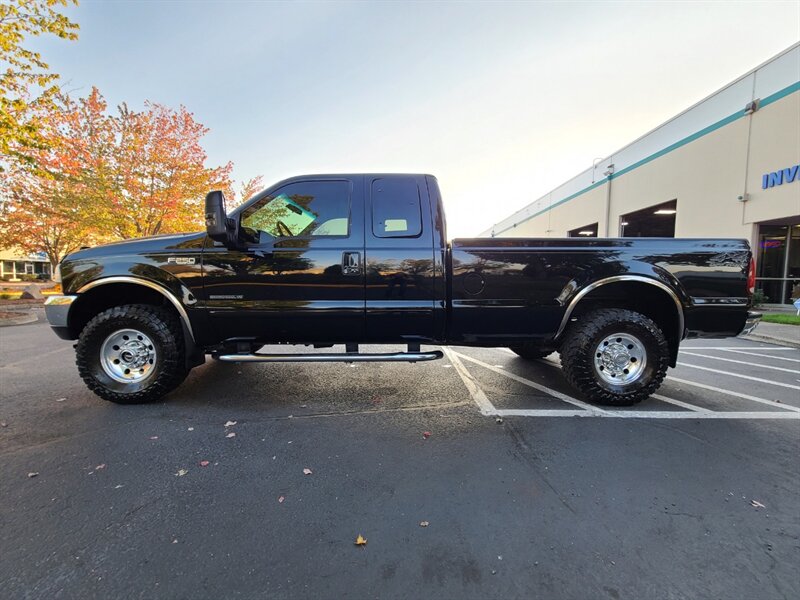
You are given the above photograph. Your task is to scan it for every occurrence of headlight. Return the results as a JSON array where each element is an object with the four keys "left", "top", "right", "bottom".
[{"left": 53, "top": 264, "right": 62, "bottom": 283}]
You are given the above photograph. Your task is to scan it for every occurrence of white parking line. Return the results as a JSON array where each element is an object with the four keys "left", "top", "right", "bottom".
[
  {"left": 721, "top": 349, "right": 800, "bottom": 363},
  {"left": 452, "top": 351, "right": 605, "bottom": 414},
  {"left": 493, "top": 409, "right": 800, "bottom": 419},
  {"left": 454, "top": 347, "right": 800, "bottom": 419},
  {"left": 667, "top": 376, "right": 800, "bottom": 412},
  {"left": 651, "top": 394, "right": 711, "bottom": 412},
  {"left": 676, "top": 362, "right": 800, "bottom": 390},
  {"left": 680, "top": 351, "right": 800, "bottom": 374},
  {"left": 680, "top": 346, "right": 794, "bottom": 350},
  {"left": 442, "top": 348, "right": 495, "bottom": 415}
]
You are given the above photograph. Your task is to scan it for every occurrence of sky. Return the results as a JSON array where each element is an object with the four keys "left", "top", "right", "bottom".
[{"left": 30, "top": 0, "right": 800, "bottom": 238}]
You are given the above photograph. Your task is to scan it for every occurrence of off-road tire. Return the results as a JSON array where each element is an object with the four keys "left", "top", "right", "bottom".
[
  {"left": 76, "top": 304, "right": 186, "bottom": 404},
  {"left": 508, "top": 344, "right": 553, "bottom": 360},
  {"left": 559, "top": 308, "right": 669, "bottom": 406}
]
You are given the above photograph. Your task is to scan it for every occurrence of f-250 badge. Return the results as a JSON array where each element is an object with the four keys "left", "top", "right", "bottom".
[{"left": 167, "top": 257, "right": 196, "bottom": 265}]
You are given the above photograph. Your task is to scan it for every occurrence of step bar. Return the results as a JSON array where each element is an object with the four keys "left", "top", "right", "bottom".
[{"left": 213, "top": 343, "right": 443, "bottom": 364}]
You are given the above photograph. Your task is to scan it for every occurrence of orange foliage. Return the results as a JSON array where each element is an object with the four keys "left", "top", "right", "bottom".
[{"left": 1, "top": 87, "right": 255, "bottom": 268}]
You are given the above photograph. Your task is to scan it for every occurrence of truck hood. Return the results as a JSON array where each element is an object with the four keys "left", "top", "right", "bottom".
[{"left": 65, "top": 232, "right": 207, "bottom": 261}]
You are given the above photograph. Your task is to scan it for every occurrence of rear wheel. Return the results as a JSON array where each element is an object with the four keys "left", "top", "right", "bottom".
[
  {"left": 508, "top": 344, "right": 553, "bottom": 360},
  {"left": 76, "top": 304, "right": 187, "bottom": 404},
  {"left": 559, "top": 308, "right": 669, "bottom": 406}
]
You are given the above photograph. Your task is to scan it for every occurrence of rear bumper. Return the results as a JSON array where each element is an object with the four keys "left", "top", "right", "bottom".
[
  {"left": 44, "top": 295, "right": 77, "bottom": 329},
  {"left": 738, "top": 311, "right": 761, "bottom": 336}
]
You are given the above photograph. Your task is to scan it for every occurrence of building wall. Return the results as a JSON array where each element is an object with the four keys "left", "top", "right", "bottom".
[
  {"left": 484, "top": 44, "right": 800, "bottom": 241},
  {"left": 743, "top": 90, "right": 800, "bottom": 226}
]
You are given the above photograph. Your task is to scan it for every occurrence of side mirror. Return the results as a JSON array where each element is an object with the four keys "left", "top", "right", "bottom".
[{"left": 205, "top": 190, "right": 238, "bottom": 247}]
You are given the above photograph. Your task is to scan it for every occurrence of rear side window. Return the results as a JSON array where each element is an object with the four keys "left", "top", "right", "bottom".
[{"left": 371, "top": 178, "right": 422, "bottom": 238}]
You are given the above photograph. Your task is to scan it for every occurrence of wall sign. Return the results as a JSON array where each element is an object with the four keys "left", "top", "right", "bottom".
[{"left": 762, "top": 164, "right": 799, "bottom": 189}]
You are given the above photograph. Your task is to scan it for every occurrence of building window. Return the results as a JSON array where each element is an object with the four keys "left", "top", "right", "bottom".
[
  {"left": 619, "top": 200, "right": 677, "bottom": 237},
  {"left": 568, "top": 223, "right": 598, "bottom": 237},
  {"left": 755, "top": 221, "right": 800, "bottom": 304}
]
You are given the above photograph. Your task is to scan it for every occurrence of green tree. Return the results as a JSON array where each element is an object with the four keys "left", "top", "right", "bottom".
[{"left": 0, "top": 0, "right": 79, "bottom": 166}]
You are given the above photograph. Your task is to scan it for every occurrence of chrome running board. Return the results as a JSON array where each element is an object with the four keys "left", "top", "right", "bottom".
[
  {"left": 213, "top": 344, "right": 443, "bottom": 364},
  {"left": 214, "top": 351, "right": 443, "bottom": 363}
]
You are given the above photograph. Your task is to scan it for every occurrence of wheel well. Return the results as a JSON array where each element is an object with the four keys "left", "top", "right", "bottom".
[
  {"left": 69, "top": 283, "right": 179, "bottom": 339},
  {"left": 564, "top": 281, "right": 682, "bottom": 366}
]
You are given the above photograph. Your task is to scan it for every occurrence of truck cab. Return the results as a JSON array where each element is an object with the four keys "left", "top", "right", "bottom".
[{"left": 201, "top": 174, "right": 448, "bottom": 347}]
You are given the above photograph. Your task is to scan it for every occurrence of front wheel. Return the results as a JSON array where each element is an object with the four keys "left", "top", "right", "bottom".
[
  {"left": 559, "top": 308, "right": 669, "bottom": 406},
  {"left": 76, "top": 304, "right": 187, "bottom": 404}
]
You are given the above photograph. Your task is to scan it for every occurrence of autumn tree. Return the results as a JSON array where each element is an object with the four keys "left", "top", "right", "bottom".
[
  {"left": 108, "top": 101, "right": 233, "bottom": 238},
  {"left": 0, "top": 90, "right": 106, "bottom": 270},
  {"left": 0, "top": 0, "right": 79, "bottom": 166},
  {"left": 1, "top": 87, "right": 252, "bottom": 267}
]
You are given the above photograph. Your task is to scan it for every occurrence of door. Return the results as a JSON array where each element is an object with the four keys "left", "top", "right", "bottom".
[
  {"left": 202, "top": 177, "right": 365, "bottom": 343},
  {"left": 364, "top": 175, "right": 437, "bottom": 342}
]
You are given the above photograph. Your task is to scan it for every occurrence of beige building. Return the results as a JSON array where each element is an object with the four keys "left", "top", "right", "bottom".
[
  {"left": 482, "top": 44, "right": 800, "bottom": 304},
  {"left": 0, "top": 248, "right": 52, "bottom": 281}
]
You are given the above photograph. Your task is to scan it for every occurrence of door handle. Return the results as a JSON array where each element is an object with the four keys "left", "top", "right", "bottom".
[{"left": 342, "top": 252, "right": 361, "bottom": 276}]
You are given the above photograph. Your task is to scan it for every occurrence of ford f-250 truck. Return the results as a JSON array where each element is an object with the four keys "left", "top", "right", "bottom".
[{"left": 45, "top": 174, "right": 760, "bottom": 406}]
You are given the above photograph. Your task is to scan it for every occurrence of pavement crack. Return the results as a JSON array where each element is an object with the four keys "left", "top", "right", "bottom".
[{"left": 504, "top": 421, "right": 577, "bottom": 515}]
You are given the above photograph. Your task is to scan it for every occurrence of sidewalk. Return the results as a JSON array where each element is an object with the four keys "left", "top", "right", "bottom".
[{"left": 744, "top": 321, "right": 800, "bottom": 348}]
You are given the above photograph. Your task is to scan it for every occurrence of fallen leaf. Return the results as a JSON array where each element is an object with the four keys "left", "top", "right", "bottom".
[
  {"left": 750, "top": 500, "right": 766, "bottom": 508},
  {"left": 370, "top": 395, "right": 382, "bottom": 405},
  {"left": 419, "top": 521, "right": 429, "bottom": 527},
  {"left": 27, "top": 472, "right": 39, "bottom": 478},
  {"left": 422, "top": 431, "right": 431, "bottom": 439},
  {"left": 355, "top": 534, "right": 367, "bottom": 546},
  {"left": 278, "top": 495, "right": 285, "bottom": 503},
  {"left": 95, "top": 464, "right": 106, "bottom": 471},
  {"left": 303, "top": 468, "right": 313, "bottom": 475},
  {"left": 149, "top": 436, "right": 159, "bottom": 440},
  {"left": 224, "top": 420, "right": 237, "bottom": 427},
  {"left": 55, "top": 397, "right": 66, "bottom": 402},
  {"left": 199, "top": 460, "right": 210, "bottom": 467},
  {"left": 175, "top": 469, "right": 188, "bottom": 477},
  {"left": 226, "top": 432, "right": 236, "bottom": 439}
]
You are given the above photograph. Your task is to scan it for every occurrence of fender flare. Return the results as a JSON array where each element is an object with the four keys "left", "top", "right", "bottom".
[
  {"left": 554, "top": 275, "right": 685, "bottom": 342},
  {"left": 77, "top": 276, "right": 196, "bottom": 343}
]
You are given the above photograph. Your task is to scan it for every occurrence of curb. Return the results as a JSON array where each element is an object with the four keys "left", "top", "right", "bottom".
[
  {"left": 0, "top": 311, "right": 38, "bottom": 327},
  {"left": 743, "top": 332, "right": 800, "bottom": 349}
]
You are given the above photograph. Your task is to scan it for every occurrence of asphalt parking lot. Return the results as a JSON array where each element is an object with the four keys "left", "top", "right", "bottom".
[{"left": 2, "top": 312, "right": 799, "bottom": 599}]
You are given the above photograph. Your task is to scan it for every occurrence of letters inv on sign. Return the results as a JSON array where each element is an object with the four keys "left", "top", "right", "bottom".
[{"left": 761, "top": 164, "right": 800, "bottom": 189}]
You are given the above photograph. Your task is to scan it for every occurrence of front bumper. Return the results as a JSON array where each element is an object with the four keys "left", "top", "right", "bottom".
[
  {"left": 44, "top": 295, "right": 77, "bottom": 329},
  {"left": 739, "top": 311, "right": 761, "bottom": 336}
]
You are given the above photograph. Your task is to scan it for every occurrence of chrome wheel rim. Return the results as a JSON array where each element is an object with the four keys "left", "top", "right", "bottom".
[
  {"left": 100, "top": 329, "right": 157, "bottom": 384},
  {"left": 593, "top": 332, "right": 647, "bottom": 386}
]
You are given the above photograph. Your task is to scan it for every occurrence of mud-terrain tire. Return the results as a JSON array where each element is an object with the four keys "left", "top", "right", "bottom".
[
  {"left": 76, "top": 304, "right": 186, "bottom": 404},
  {"left": 508, "top": 344, "right": 553, "bottom": 360},
  {"left": 559, "top": 308, "right": 669, "bottom": 406}
]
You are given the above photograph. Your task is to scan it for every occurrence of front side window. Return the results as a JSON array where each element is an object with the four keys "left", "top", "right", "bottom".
[
  {"left": 371, "top": 178, "right": 422, "bottom": 238},
  {"left": 241, "top": 181, "right": 350, "bottom": 242}
]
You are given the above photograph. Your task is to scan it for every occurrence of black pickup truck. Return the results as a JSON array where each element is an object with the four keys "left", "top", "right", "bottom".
[{"left": 46, "top": 174, "right": 760, "bottom": 406}]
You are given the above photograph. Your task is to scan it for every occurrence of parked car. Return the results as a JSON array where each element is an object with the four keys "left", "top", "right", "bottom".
[{"left": 45, "top": 174, "right": 759, "bottom": 405}]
